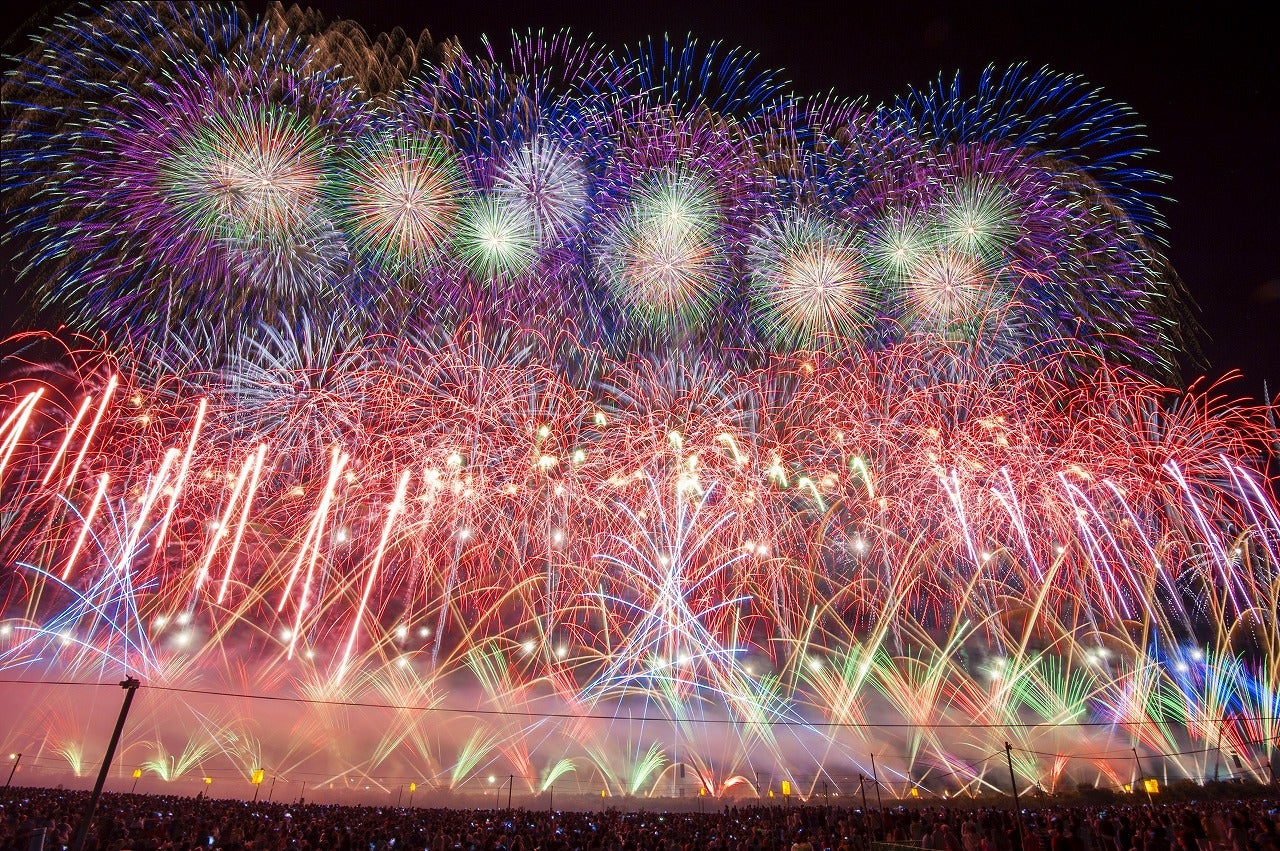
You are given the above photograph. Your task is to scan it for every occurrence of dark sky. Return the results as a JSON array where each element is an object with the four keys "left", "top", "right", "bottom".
[{"left": 2, "top": 1, "right": 1275, "bottom": 396}]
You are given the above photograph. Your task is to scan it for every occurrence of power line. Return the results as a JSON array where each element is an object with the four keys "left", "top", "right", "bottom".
[
  {"left": 4, "top": 678, "right": 1274, "bottom": 732},
  {"left": 1013, "top": 737, "right": 1279, "bottom": 763}
]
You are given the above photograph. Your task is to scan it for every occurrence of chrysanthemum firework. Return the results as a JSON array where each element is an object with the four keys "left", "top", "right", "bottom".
[
  {"left": 748, "top": 212, "right": 876, "bottom": 350},
  {"left": 453, "top": 193, "right": 541, "bottom": 281},
  {"left": 594, "top": 167, "right": 731, "bottom": 329},
  {"left": 388, "top": 32, "right": 620, "bottom": 329},
  {"left": 2, "top": 3, "right": 366, "bottom": 344},
  {"left": 329, "top": 128, "right": 466, "bottom": 279},
  {"left": 3, "top": 13, "right": 1197, "bottom": 378},
  {"left": 491, "top": 134, "right": 591, "bottom": 250}
]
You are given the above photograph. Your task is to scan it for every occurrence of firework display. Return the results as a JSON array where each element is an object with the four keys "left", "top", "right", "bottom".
[{"left": 0, "top": 2, "right": 1277, "bottom": 802}]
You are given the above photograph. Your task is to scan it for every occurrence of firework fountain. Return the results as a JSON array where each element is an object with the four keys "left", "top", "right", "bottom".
[{"left": 0, "top": 2, "right": 1276, "bottom": 805}]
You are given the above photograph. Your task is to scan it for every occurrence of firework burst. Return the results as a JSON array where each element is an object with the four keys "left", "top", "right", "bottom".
[
  {"left": 0, "top": 6, "right": 1270, "bottom": 800},
  {"left": 330, "top": 129, "right": 467, "bottom": 279},
  {"left": 749, "top": 213, "right": 876, "bottom": 349},
  {"left": 595, "top": 168, "right": 730, "bottom": 328}
]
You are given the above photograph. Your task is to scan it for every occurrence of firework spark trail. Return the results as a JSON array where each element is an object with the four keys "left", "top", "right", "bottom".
[
  {"left": 151, "top": 397, "right": 206, "bottom": 560},
  {"left": 1223, "top": 458, "right": 1280, "bottom": 566},
  {"left": 62, "top": 376, "right": 119, "bottom": 492},
  {"left": 1165, "top": 460, "right": 1248, "bottom": 616},
  {"left": 0, "top": 390, "right": 45, "bottom": 473},
  {"left": 283, "top": 446, "right": 349, "bottom": 660},
  {"left": 993, "top": 467, "right": 1045, "bottom": 584},
  {"left": 7, "top": 342, "right": 1267, "bottom": 719},
  {"left": 1059, "top": 476, "right": 1130, "bottom": 621},
  {"left": 195, "top": 444, "right": 257, "bottom": 593},
  {"left": 61, "top": 474, "right": 109, "bottom": 582},
  {"left": 338, "top": 467, "right": 411, "bottom": 683},
  {"left": 40, "top": 394, "right": 94, "bottom": 488},
  {"left": 120, "top": 447, "right": 180, "bottom": 570},
  {"left": 216, "top": 444, "right": 269, "bottom": 605}
]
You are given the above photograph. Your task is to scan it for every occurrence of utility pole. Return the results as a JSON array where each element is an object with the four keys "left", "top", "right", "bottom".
[
  {"left": 1132, "top": 747, "right": 1153, "bottom": 806},
  {"left": 71, "top": 677, "right": 140, "bottom": 851},
  {"left": 870, "top": 753, "right": 884, "bottom": 838},
  {"left": 5, "top": 753, "right": 20, "bottom": 788},
  {"left": 1213, "top": 716, "right": 1226, "bottom": 782},
  {"left": 859, "top": 774, "right": 870, "bottom": 837},
  {"left": 1005, "top": 743, "right": 1025, "bottom": 851},
  {"left": 1272, "top": 737, "right": 1279, "bottom": 787},
  {"left": 672, "top": 743, "right": 677, "bottom": 798}
]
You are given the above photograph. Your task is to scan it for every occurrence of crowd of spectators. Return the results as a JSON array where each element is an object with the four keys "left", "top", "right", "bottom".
[{"left": 2, "top": 786, "right": 1278, "bottom": 851}]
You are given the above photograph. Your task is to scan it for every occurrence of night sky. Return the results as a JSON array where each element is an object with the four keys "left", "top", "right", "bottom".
[{"left": 2, "top": 1, "right": 1275, "bottom": 396}]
